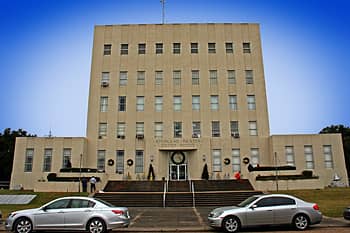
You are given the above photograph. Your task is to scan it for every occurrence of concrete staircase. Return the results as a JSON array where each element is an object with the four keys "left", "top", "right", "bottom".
[{"left": 94, "top": 179, "right": 262, "bottom": 207}]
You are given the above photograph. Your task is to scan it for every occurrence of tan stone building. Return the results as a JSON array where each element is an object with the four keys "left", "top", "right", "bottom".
[{"left": 10, "top": 23, "right": 348, "bottom": 191}]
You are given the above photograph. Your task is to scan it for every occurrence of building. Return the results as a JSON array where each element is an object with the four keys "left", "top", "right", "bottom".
[{"left": 10, "top": 23, "right": 348, "bottom": 192}]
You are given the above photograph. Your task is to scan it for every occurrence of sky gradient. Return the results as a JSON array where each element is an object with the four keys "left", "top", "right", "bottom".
[{"left": 0, "top": 0, "right": 349, "bottom": 137}]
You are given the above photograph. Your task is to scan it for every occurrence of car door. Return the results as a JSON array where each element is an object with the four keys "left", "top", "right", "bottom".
[
  {"left": 245, "top": 197, "right": 274, "bottom": 226},
  {"left": 34, "top": 199, "right": 70, "bottom": 230},
  {"left": 272, "top": 197, "right": 297, "bottom": 224},
  {"left": 63, "top": 199, "right": 96, "bottom": 229}
]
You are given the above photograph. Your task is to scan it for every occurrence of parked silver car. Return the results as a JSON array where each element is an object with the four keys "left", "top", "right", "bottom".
[
  {"left": 343, "top": 206, "right": 350, "bottom": 220},
  {"left": 5, "top": 196, "right": 130, "bottom": 233},
  {"left": 208, "top": 194, "right": 322, "bottom": 233}
]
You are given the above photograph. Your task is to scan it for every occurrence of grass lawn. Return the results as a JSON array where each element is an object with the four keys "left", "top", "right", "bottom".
[
  {"left": 0, "top": 190, "right": 88, "bottom": 219},
  {"left": 271, "top": 187, "right": 350, "bottom": 217}
]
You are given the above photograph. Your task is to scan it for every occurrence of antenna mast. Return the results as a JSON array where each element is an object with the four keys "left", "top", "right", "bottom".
[{"left": 160, "top": 0, "right": 165, "bottom": 24}]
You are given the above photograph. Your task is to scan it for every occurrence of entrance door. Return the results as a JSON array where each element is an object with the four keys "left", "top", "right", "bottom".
[{"left": 170, "top": 164, "right": 187, "bottom": 180}]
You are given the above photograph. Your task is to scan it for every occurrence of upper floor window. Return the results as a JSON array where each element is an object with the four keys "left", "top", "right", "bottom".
[
  {"left": 100, "top": 96, "right": 108, "bottom": 112},
  {"left": 245, "top": 70, "right": 254, "bottom": 84},
  {"left": 24, "top": 148, "right": 34, "bottom": 172},
  {"left": 98, "top": 123, "right": 107, "bottom": 137},
  {"left": 250, "top": 148, "right": 259, "bottom": 166},
  {"left": 192, "top": 121, "right": 201, "bottom": 138},
  {"left": 43, "top": 148, "right": 52, "bottom": 172},
  {"left": 209, "top": 70, "right": 218, "bottom": 85},
  {"left": 119, "top": 71, "right": 128, "bottom": 86},
  {"left": 138, "top": 43, "right": 146, "bottom": 54},
  {"left": 136, "top": 122, "right": 144, "bottom": 135},
  {"left": 227, "top": 70, "right": 236, "bottom": 84},
  {"left": 323, "top": 145, "right": 333, "bottom": 168},
  {"left": 191, "top": 43, "right": 198, "bottom": 54},
  {"left": 229, "top": 95, "right": 238, "bottom": 110},
  {"left": 117, "top": 122, "right": 126, "bottom": 138},
  {"left": 304, "top": 145, "right": 314, "bottom": 169},
  {"left": 120, "top": 44, "right": 128, "bottom": 55},
  {"left": 226, "top": 42, "right": 234, "bottom": 53},
  {"left": 248, "top": 121, "right": 258, "bottom": 136},
  {"left": 137, "top": 71, "right": 145, "bottom": 85},
  {"left": 243, "top": 42, "right": 251, "bottom": 53},
  {"left": 174, "top": 122, "right": 182, "bottom": 138},
  {"left": 155, "top": 71, "right": 163, "bottom": 85},
  {"left": 118, "top": 96, "right": 126, "bottom": 111},
  {"left": 103, "top": 44, "right": 111, "bottom": 55},
  {"left": 192, "top": 70, "right": 199, "bottom": 85},
  {"left": 232, "top": 149, "right": 240, "bottom": 172},
  {"left": 210, "top": 95, "right": 219, "bottom": 111},
  {"left": 97, "top": 150, "right": 105, "bottom": 171},
  {"left": 212, "top": 121, "right": 220, "bottom": 137},
  {"left": 62, "top": 148, "right": 72, "bottom": 169},
  {"left": 212, "top": 149, "right": 222, "bottom": 172},
  {"left": 156, "top": 43, "right": 163, "bottom": 54},
  {"left": 247, "top": 95, "right": 256, "bottom": 110},
  {"left": 136, "top": 96, "right": 145, "bottom": 111},
  {"left": 173, "top": 96, "right": 182, "bottom": 111},
  {"left": 285, "top": 146, "right": 295, "bottom": 166},
  {"left": 173, "top": 70, "right": 181, "bottom": 85},
  {"left": 155, "top": 96, "right": 163, "bottom": 112},
  {"left": 173, "top": 43, "right": 181, "bottom": 54},
  {"left": 154, "top": 122, "right": 163, "bottom": 138},
  {"left": 192, "top": 95, "right": 200, "bottom": 111},
  {"left": 230, "top": 121, "right": 239, "bottom": 136},
  {"left": 101, "top": 72, "right": 110, "bottom": 86},
  {"left": 208, "top": 43, "right": 216, "bottom": 53}
]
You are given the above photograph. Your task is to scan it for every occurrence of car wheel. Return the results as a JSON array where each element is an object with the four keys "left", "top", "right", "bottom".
[
  {"left": 14, "top": 217, "right": 33, "bottom": 233},
  {"left": 222, "top": 216, "right": 240, "bottom": 233},
  {"left": 87, "top": 218, "right": 106, "bottom": 233},
  {"left": 293, "top": 214, "right": 309, "bottom": 230}
]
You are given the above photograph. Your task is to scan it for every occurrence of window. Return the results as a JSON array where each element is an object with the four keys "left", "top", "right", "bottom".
[
  {"left": 229, "top": 95, "right": 237, "bottom": 110},
  {"left": 212, "top": 149, "right": 222, "bottom": 172},
  {"left": 209, "top": 70, "right": 218, "bottom": 85},
  {"left": 120, "top": 44, "right": 128, "bottom": 55},
  {"left": 285, "top": 146, "right": 295, "bottom": 166},
  {"left": 70, "top": 199, "right": 94, "bottom": 208},
  {"left": 192, "top": 95, "right": 200, "bottom": 111},
  {"left": 230, "top": 121, "right": 239, "bottom": 136},
  {"left": 173, "top": 43, "right": 181, "bottom": 54},
  {"left": 210, "top": 95, "right": 219, "bottom": 110},
  {"left": 118, "top": 96, "right": 126, "bottom": 111},
  {"left": 136, "top": 122, "right": 144, "bottom": 135},
  {"left": 24, "top": 149, "right": 34, "bottom": 172},
  {"left": 226, "top": 42, "right": 234, "bottom": 53},
  {"left": 324, "top": 145, "right": 333, "bottom": 168},
  {"left": 46, "top": 199, "right": 70, "bottom": 210},
  {"left": 119, "top": 71, "right": 128, "bottom": 86},
  {"left": 245, "top": 70, "right": 253, "bottom": 84},
  {"left": 100, "top": 96, "right": 108, "bottom": 112},
  {"left": 116, "top": 150, "right": 124, "bottom": 174},
  {"left": 232, "top": 149, "right": 240, "bottom": 172},
  {"left": 208, "top": 43, "right": 216, "bottom": 53},
  {"left": 116, "top": 122, "right": 125, "bottom": 138},
  {"left": 101, "top": 72, "right": 110, "bottom": 85},
  {"left": 62, "top": 148, "right": 72, "bottom": 168},
  {"left": 136, "top": 96, "right": 145, "bottom": 111},
  {"left": 154, "top": 122, "right": 163, "bottom": 138},
  {"left": 243, "top": 42, "right": 251, "bottom": 53},
  {"left": 212, "top": 121, "right": 220, "bottom": 137},
  {"left": 192, "top": 121, "right": 201, "bottom": 138},
  {"left": 173, "top": 70, "right": 181, "bottom": 85},
  {"left": 304, "top": 145, "right": 314, "bottom": 169},
  {"left": 248, "top": 121, "right": 258, "bottom": 136},
  {"left": 98, "top": 123, "right": 107, "bottom": 137},
  {"left": 155, "top": 96, "right": 163, "bottom": 112},
  {"left": 247, "top": 95, "right": 256, "bottom": 110},
  {"left": 103, "top": 44, "right": 111, "bottom": 55},
  {"left": 251, "top": 148, "right": 259, "bottom": 166},
  {"left": 138, "top": 43, "right": 146, "bottom": 54},
  {"left": 135, "top": 150, "right": 144, "bottom": 173},
  {"left": 137, "top": 71, "right": 145, "bottom": 85},
  {"left": 156, "top": 43, "right": 163, "bottom": 54},
  {"left": 97, "top": 150, "right": 105, "bottom": 171},
  {"left": 191, "top": 43, "right": 198, "bottom": 53},
  {"left": 43, "top": 148, "right": 52, "bottom": 172},
  {"left": 227, "top": 70, "right": 236, "bottom": 84},
  {"left": 155, "top": 71, "right": 163, "bottom": 85},
  {"left": 173, "top": 96, "right": 182, "bottom": 111},
  {"left": 174, "top": 122, "right": 182, "bottom": 138},
  {"left": 192, "top": 70, "right": 199, "bottom": 85}
]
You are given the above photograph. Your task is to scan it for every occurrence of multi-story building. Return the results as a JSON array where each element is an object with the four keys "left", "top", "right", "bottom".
[{"left": 10, "top": 23, "right": 348, "bottom": 191}]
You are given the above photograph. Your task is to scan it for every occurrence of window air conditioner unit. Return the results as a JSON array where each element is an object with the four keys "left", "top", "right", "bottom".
[
  {"left": 232, "top": 132, "right": 240, "bottom": 138},
  {"left": 101, "top": 81, "right": 109, "bottom": 87},
  {"left": 98, "top": 135, "right": 103, "bottom": 139},
  {"left": 192, "top": 133, "right": 201, "bottom": 138},
  {"left": 136, "top": 134, "right": 144, "bottom": 139},
  {"left": 117, "top": 135, "right": 125, "bottom": 139}
]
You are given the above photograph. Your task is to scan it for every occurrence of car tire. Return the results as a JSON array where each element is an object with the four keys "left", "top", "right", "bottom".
[
  {"left": 293, "top": 214, "right": 309, "bottom": 230},
  {"left": 87, "top": 218, "right": 107, "bottom": 233},
  {"left": 14, "top": 217, "right": 33, "bottom": 233},
  {"left": 222, "top": 215, "right": 241, "bottom": 233}
]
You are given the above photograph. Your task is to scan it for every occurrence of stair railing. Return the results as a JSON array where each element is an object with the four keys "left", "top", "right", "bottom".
[
  {"left": 191, "top": 181, "right": 195, "bottom": 207},
  {"left": 163, "top": 178, "right": 167, "bottom": 208}
]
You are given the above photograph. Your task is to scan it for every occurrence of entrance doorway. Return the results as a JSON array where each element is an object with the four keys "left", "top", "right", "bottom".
[{"left": 170, "top": 164, "right": 187, "bottom": 180}]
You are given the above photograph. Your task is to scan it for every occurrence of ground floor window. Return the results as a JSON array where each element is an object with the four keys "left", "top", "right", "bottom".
[
  {"left": 304, "top": 145, "right": 314, "bottom": 169},
  {"left": 43, "top": 148, "right": 52, "bottom": 172},
  {"left": 135, "top": 150, "right": 144, "bottom": 173},
  {"left": 232, "top": 149, "right": 240, "bottom": 172},
  {"left": 285, "top": 146, "right": 295, "bottom": 166},
  {"left": 24, "top": 148, "right": 34, "bottom": 172},
  {"left": 62, "top": 148, "right": 72, "bottom": 168},
  {"left": 250, "top": 148, "right": 259, "bottom": 166},
  {"left": 97, "top": 150, "right": 106, "bottom": 171},
  {"left": 116, "top": 150, "right": 124, "bottom": 174},
  {"left": 323, "top": 145, "right": 333, "bottom": 168},
  {"left": 212, "top": 149, "right": 222, "bottom": 172}
]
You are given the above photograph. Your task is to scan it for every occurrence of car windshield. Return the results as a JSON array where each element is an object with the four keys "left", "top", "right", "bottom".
[
  {"left": 94, "top": 198, "right": 115, "bottom": 207},
  {"left": 237, "top": 196, "right": 259, "bottom": 207}
]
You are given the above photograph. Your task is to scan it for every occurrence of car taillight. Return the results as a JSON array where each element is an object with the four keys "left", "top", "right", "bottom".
[
  {"left": 112, "top": 210, "right": 124, "bottom": 215},
  {"left": 313, "top": 204, "right": 320, "bottom": 211}
]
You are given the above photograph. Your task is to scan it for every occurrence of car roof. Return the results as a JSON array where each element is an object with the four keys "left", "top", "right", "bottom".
[{"left": 253, "top": 194, "right": 298, "bottom": 199}]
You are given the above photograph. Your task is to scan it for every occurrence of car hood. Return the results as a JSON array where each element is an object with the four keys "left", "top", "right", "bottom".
[
  {"left": 13, "top": 208, "right": 40, "bottom": 215},
  {"left": 212, "top": 206, "right": 241, "bottom": 213}
]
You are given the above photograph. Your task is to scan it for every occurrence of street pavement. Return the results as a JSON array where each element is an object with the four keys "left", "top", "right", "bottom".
[{"left": 1, "top": 207, "right": 349, "bottom": 232}]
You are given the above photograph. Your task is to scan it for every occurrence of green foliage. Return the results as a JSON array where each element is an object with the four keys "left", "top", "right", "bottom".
[{"left": 0, "top": 128, "right": 36, "bottom": 181}]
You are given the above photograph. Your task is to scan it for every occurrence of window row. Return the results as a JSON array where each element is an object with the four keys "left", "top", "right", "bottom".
[
  {"left": 100, "top": 95, "right": 256, "bottom": 113},
  {"left": 100, "top": 69, "right": 254, "bottom": 86},
  {"left": 103, "top": 42, "right": 251, "bottom": 56},
  {"left": 98, "top": 121, "right": 258, "bottom": 139}
]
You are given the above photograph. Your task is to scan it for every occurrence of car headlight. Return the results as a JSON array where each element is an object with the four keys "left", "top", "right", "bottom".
[{"left": 211, "top": 211, "right": 224, "bottom": 218}]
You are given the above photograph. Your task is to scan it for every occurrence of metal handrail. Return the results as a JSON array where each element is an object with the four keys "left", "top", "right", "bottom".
[
  {"left": 163, "top": 179, "right": 167, "bottom": 208},
  {"left": 191, "top": 181, "right": 195, "bottom": 207}
]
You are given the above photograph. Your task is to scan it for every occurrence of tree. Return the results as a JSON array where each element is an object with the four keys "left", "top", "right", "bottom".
[
  {"left": 320, "top": 124, "right": 350, "bottom": 178},
  {"left": 0, "top": 128, "right": 36, "bottom": 181}
]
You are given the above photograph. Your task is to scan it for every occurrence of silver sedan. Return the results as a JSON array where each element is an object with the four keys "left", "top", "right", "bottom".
[
  {"left": 208, "top": 194, "right": 322, "bottom": 233},
  {"left": 5, "top": 196, "right": 130, "bottom": 233}
]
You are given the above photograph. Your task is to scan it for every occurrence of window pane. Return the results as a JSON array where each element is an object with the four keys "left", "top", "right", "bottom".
[
  {"left": 232, "top": 149, "right": 240, "bottom": 172},
  {"left": 226, "top": 42, "right": 234, "bottom": 53},
  {"left": 174, "top": 122, "right": 182, "bottom": 138},
  {"left": 116, "top": 150, "right": 124, "bottom": 174},
  {"left": 173, "top": 43, "right": 181, "bottom": 54},
  {"left": 210, "top": 70, "right": 218, "bottom": 85},
  {"left": 97, "top": 150, "right": 105, "bottom": 171},
  {"left": 212, "top": 121, "right": 220, "bottom": 137},
  {"left": 138, "top": 43, "right": 146, "bottom": 54},
  {"left": 24, "top": 149, "right": 34, "bottom": 172},
  {"left": 229, "top": 95, "right": 237, "bottom": 110},
  {"left": 243, "top": 42, "right": 251, "bottom": 53},
  {"left": 119, "top": 96, "right": 126, "bottom": 111},
  {"left": 192, "top": 70, "right": 199, "bottom": 85},
  {"left": 173, "top": 70, "right": 181, "bottom": 85},
  {"left": 208, "top": 43, "right": 216, "bottom": 53},
  {"left": 191, "top": 43, "right": 198, "bottom": 53},
  {"left": 228, "top": 70, "right": 236, "bottom": 84},
  {"left": 43, "top": 148, "right": 52, "bottom": 172},
  {"left": 104, "top": 44, "right": 111, "bottom": 55},
  {"left": 211, "top": 95, "right": 219, "bottom": 110},
  {"left": 245, "top": 70, "right": 253, "bottom": 84},
  {"left": 192, "top": 95, "right": 200, "bottom": 110},
  {"left": 251, "top": 148, "right": 259, "bottom": 166},
  {"left": 155, "top": 71, "right": 163, "bottom": 85},
  {"left": 62, "top": 148, "right": 72, "bottom": 168},
  {"left": 173, "top": 96, "right": 182, "bottom": 111},
  {"left": 99, "top": 123, "right": 107, "bottom": 137},
  {"left": 155, "top": 96, "right": 163, "bottom": 112},
  {"left": 137, "top": 71, "right": 145, "bottom": 85},
  {"left": 247, "top": 95, "right": 256, "bottom": 110},
  {"left": 117, "top": 122, "right": 125, "bottom": 138},
  {"left": 156, "top": 43, "right": 163, "bottom": 54},
  {"left": 212, "top": 149, "right": 221, "bottom": 172},
  {"left": 135, "top": 150, "right": 144, "bottom": 173},
  {"left": 100, "top": 96, "right": 108, "bottom": 112},
  {"left": 136, "top": 96, "right": 145, "bottom": 111},
  {"left": 249, "top": 121, "right": 258, "bottom": 136},
  {"left": 119, "top": 71, "right": 128, "bottom": 86},
  {"left": 120, "top": 44, "right": 128, "bottom": 55}
]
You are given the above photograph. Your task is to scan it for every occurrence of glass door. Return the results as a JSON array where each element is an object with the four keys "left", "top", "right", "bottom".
[{"left": 170, "top": 164, "right": 187, "bottom": 180}]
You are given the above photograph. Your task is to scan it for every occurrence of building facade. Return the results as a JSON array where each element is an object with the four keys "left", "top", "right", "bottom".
[{"left": 10, "top": 24, "right": 348, "bottom": 191}]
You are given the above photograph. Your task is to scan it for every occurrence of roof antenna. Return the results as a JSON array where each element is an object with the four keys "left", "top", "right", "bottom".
[{"left": 160, "top": 0, "right": 165, "bottom": 24}]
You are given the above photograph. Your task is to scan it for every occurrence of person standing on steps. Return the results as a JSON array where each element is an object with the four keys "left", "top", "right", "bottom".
[{"left": 89, "top": 176, "right": 97, "bottom": 193}]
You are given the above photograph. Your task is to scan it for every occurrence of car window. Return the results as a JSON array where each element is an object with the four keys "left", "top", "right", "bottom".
[
  {"left": 273, "top": 197, "right": 296, "bottom": 206},
  {"left": 69, "top": 199, "right": 96, "bottom": 208},
  {"left": 255, "top": 197, "right": 274, "bottom": 207},
  {"left": 238, "top": 196, "right": 259, "bottom": 207},
  {"left": 45, "top": 199, "right": 70, "bottom": 210}
]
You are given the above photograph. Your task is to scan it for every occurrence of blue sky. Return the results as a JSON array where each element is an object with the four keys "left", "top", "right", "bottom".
[{"left": 0, "top": 0, "right": 349, "bottom": 136}]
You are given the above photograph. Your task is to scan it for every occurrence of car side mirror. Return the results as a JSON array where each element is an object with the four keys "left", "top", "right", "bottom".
[{"left": 250, "top": 204, "right": 257, "bottom": 209}]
